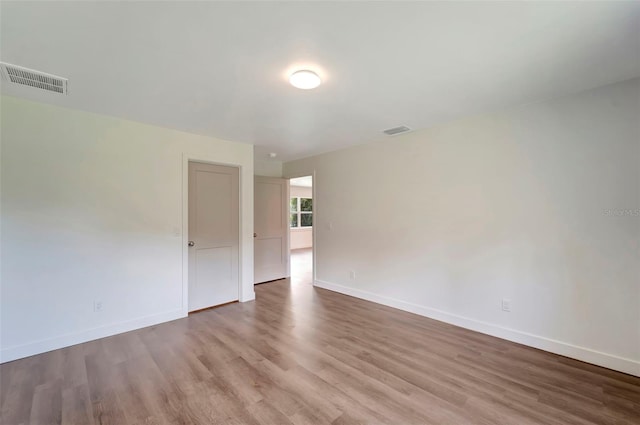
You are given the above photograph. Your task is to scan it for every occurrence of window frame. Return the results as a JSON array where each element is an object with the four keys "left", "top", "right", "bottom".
[{"left": 290, "top": 196, "right": 312, "bottom": 229}]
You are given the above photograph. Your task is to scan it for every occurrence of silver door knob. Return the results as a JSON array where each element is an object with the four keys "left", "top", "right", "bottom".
[{"left": 188, "top": 241, "right": 195, "bottom": 247}]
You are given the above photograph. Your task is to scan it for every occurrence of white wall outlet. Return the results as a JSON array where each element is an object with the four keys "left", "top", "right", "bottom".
[
  {"left": 501, "top": 298, "right": 511, "bottom": 312},
  {"left": 94, "top": 300, "right": 104, "bottom": 312},
  {"left": 349, "top": 270, "right": 356, "bottom": 280}
]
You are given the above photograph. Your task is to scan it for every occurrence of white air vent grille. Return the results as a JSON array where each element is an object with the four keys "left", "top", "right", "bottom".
[
  {"left": 0, "top": 62, "right": 68, "bottom": 94},
  {"left": 383, "top": 125, "right": 412, "bottom": 136}
]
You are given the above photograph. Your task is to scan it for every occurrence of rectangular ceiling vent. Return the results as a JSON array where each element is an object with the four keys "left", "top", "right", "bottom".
[
  {"left": 0, "top": 62, "right": 68, "bottom": 94},
  {"left": 383, "top": 125, "right": 412, "bottom": 136}
]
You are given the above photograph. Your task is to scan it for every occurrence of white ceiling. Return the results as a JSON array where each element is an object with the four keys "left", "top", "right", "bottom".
[
  {"left": 290, "top": 176, "right": 312, "bottom": 188},
  {"left": 2, "top": 1, "right": 639, "bottom": 162}
]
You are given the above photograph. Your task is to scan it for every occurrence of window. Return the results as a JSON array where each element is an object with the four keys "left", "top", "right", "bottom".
[{"left": 290, "top": 197, "right": 312, "bottom": 228}]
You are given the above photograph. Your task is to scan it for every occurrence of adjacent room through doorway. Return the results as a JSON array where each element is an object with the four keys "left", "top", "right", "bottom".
[{"left": 289, "top": 176, "right": 313, "bottom": 285}]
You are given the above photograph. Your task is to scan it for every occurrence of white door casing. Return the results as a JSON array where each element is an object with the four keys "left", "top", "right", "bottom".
[
  {"left": 254, "top": 176, "right": 289, "bottom": 283},
  {"left": 188, "top": 162, "right": 239, "bottom": 311}
]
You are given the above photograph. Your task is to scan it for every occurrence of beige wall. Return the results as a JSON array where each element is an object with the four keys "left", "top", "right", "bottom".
[
  {"left": 284, "top": 78, "right": 640, "bottom": 376},
  {"left": 290, "top": 185, "right": 313, "bottom": 249},
  {"left": 1, "top": 96, "right": 255, "bottom": 362},
  {"left": 255, "top": 159, "right": 283, "bottom": 177}
]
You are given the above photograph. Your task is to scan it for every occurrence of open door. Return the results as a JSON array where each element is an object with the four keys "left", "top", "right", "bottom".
[{"left": 254, "top": 176, "right": 289, "bottom": 283}]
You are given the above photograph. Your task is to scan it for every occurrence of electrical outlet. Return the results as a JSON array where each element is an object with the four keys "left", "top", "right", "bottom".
[
  {"left": 349, "top": 270, "right": 356, "bottom": 280},
  {"left": 94, "top": 300, "right": 104, "bottom": 313},
  {"left": 501, "top": 298, "right": 511, "bottom": 312}
]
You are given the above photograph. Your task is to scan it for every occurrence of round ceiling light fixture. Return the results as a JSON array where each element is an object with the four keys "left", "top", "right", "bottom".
[{"left": 289, "top": 70, "right": 321, "bottom": 90}]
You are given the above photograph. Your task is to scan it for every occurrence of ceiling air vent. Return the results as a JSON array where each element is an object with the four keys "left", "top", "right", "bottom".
[
  {"left": 0, "top": 62, "right": 68, "bottom": 94},
  {"left": 383, "top": 125, "right": 412, "bottom": 136}
]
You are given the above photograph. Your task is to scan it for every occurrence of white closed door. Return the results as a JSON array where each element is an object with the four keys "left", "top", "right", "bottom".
[
  {"left": 188, "top": 162, "right": 239, "bottom": 312},
  {"left": 254, "top": 176, "right": 288, "bottom": 283}
]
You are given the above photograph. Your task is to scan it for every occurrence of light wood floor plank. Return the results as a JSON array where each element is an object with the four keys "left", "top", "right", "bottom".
[{"left": 1, "top": 273, "right": 639, "bottom": 425}]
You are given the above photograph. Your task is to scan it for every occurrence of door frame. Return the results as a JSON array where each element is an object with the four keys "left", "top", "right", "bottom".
[
  {"left": 284, "top": 170, "right": 316, "bottom": 284},
  {"left": 182, "top": 153, "right": 246, "bottom": 316}
]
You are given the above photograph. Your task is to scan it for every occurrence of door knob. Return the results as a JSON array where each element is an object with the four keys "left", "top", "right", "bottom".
[
  {"left": 253, "top": 233, "right": 257, "bottom": 238},
  {"left": 188, "top": 241, "right": 195, "bottom": 247}
]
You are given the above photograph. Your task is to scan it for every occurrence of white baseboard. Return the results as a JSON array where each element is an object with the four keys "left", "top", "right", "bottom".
[
  {"left": 314, "top": 279, "right": 640, "bottom": 377},
  {"left": 0, "top": 309, "right": 185, "bottom": 364}
]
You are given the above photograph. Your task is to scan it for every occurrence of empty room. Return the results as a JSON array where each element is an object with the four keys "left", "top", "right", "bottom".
[{"left": 1, "top": 1, "right": 639, "bottom": 424}]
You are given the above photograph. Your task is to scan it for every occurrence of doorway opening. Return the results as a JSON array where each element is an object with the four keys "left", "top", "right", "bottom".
[{"left": 289, "top": 176, "right": 313, "bottom": 285}]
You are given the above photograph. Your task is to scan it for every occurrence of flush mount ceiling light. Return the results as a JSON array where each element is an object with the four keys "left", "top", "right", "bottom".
[{"left": 289, "top": 70, "right": 321, "bottom": 90}]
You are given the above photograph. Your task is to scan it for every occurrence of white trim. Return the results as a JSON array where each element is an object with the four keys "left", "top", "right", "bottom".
[
  {"left": 311, "top": 173, "right": 316, "bottom": 282},
  {"left": 286, "top": 180, "right": 291, "bottom": 278},
  {"left": 313, "top": 279, "right": 640, "bottom": 377},
  {"left": 182, "top": 154, "right": 250, "bottom": 315},
  {"left": 0, "top": 309, "right": 183, "bottom": 363}
]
